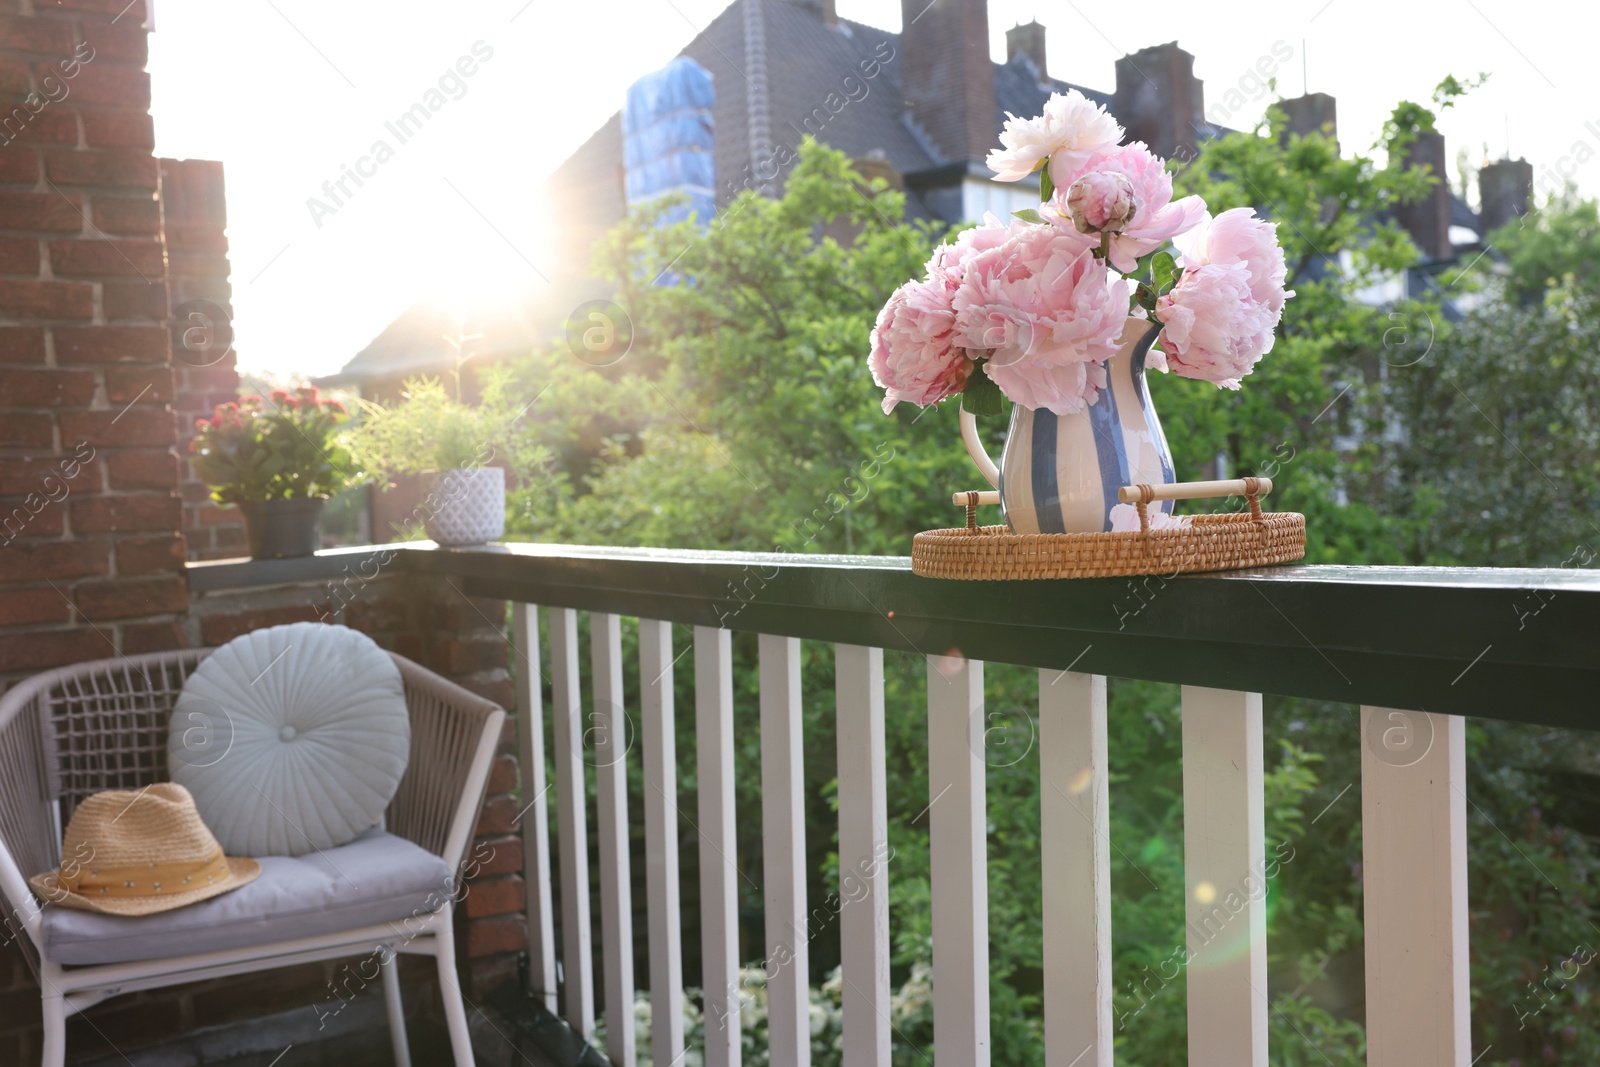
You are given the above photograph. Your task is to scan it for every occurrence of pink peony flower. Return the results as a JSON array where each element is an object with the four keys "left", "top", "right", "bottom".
[
  {"left": 869, "top": 278, "right": 969, "bottom": 413},
  {"left": 987, "top": 89, "right": 1124, "bottom": 188},
  {"left": 1155, "top": 263, "right": 1279, "bottom": 388},
  {"left": 925, "top": 213, "right": 1011, "bottom": 295},
  {"left": 987, "top": 350, "right": 1110, "bottom": 415},
  {"left": 1055, "top": 143, "right": 1208, "bottom": 273},
  {"left": 952, "top": 223, "right": 1131, "bottom": 414},
  {"left": 1066, "top": 170, "right": 1137, "bottom": 235},
  {"left": 1172, "top": 207, "right": 1293, "bottom": 316},
  {"left": 956, "top": 219, "right": 1096, "bottom": 296}
]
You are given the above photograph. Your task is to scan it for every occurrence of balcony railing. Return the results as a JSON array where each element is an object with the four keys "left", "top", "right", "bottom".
[{"left": 193, "top": 544, "right": 1600, "bottom": 1067}]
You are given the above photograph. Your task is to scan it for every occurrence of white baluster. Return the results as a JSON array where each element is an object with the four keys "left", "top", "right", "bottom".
[
  {"left": 640, "top": 619, "right": 685, "bottom": 1066},
  {"left": 696, "top": 626, "right": 741, "bottom": 1067},
  {"left": 548, "top": 607, "right": 594, "bottom": 1038},
  {"left": 836, "top": 644, "right": 890, "bottom": 1065},
  {"left": 514, "top": 603, "right": 557, "bottom": 1014},
  {"left": 926, "top": 653, "right": 990, "bottom": 1066},
  {"left": 1038, "top": 669, "right": 1112, "bottom": 1067},
  {"left": 593, "top": 613, "right": 635, "bottom": 1066},
  {"left": 1360, "top": 707, "right": 1470, "bottom": 1067},
  {"left": 760, "top": 633, "right": 809, "bottom": 1067},
  {"left": 1180, "top": 686, "right": 1268, "bottom": 1067}
]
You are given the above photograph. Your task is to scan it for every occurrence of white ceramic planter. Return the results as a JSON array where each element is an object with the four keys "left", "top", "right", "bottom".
[{"left": 421, "top": 467, "right": 505, "bottom": 545}]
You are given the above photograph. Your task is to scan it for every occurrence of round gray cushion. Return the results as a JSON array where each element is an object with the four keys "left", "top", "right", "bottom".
[{"left": 169, "top": 622, "right": 410, "bottom": 857}]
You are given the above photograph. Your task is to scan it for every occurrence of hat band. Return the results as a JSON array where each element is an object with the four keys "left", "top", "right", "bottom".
[{"left": 56, "top": 847, "right": 233, "bottom": 898}]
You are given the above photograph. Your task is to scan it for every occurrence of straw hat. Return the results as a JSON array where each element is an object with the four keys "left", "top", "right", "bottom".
[{"left": 29, "top": 783, "right": 260, "bottom": 916}]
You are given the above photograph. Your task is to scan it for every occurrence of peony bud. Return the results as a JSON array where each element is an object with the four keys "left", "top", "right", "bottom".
[{"left": 1065, "top": 170, "right": 1137, "bottom": 235}]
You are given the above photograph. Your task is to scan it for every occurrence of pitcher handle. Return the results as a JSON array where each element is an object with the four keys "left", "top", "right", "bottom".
[{"left": 958, "top": 407, "right": 1000, "bottom": 489}]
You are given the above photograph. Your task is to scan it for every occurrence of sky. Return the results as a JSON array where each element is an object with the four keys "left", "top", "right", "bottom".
[{"left": 146, "top": 0, "right": 1600, "bottom": 381}]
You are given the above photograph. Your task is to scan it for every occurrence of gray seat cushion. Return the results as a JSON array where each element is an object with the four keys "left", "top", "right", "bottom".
[{"left": 42, "top": 829, "right": 452, "bottom": 966}]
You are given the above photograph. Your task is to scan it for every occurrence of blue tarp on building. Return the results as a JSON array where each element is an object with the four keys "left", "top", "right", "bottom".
[{"left": 622, "top": 57, "right": 715, "bottom": 227}]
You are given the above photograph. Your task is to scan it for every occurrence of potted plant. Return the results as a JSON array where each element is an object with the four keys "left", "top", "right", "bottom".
[
  {"left": 189, "top": 386, "right": 357, "bottom": 559},
  {"left": 345, "top": 370, "right": 537, "bottom": 546}
]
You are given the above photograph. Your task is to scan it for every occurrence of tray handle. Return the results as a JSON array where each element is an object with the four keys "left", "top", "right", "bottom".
[
  {"left": 1118, "top": 477, "right": 1273, "bottom": 532},
  {"left": 949, "top": 478, "right": 1275, "bottom": 534}
]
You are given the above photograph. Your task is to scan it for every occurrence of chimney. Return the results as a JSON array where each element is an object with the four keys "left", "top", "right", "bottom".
[
  {"left": 901, "top": 0, "right": 996, "bottom": 162},
  {"left": 1279, "top": 92, "right": 1337, "bottom": 145},
  {"left": 1006, "top": 20, "right": 1047, "bottom": 82},
  {"left": 796, "top": 0, "right": 838, "bottom": 26},
  {"left": 1479, "top": 158, "right": 1533, "bottom": 234},
  {"left": 1392, "top": 130, "right": 1453, "bottom": 261},
  {"left": 1113, "top": 42, "right": 1205, "bottom": 162}
]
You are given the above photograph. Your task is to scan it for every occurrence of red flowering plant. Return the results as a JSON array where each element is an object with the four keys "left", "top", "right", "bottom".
[{"left": 189, "top": 385, "right": 357, "bottom": 504}]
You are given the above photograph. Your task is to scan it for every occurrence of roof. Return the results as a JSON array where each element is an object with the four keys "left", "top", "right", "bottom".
[
  {"left": 315, "top": 302, "right": 458, "bottom": 388},
  {"left": 316, "top": 298, "right": 552, "bottom": 389},
  {"left": 541, "top": 0, "right": 1119, "bottom": 225},
  {"left": 332, "top": 0, "right": 1487, "bottom": 387},
  {"left": 335, "top": 0, "right": 1027, "bottom": 389}
]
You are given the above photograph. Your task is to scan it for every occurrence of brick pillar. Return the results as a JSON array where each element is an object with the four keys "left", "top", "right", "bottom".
[
  {"left": 0, "top": 0, "right": 189, "bottom": 687},
  {"left": 407, "top": 573, "right": 525, "bottom": 994},
  {"left": 160, "top": 156, "right": 243, "bottom": 560}
]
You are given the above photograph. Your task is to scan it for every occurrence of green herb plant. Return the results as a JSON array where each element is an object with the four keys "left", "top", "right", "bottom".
[{"left": 344, "top": 369, "right": 547, "bottom": 483}]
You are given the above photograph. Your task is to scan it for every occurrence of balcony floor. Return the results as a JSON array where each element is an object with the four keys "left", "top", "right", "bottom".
[
  {"left": 64, "top": 986, "right": 580, "bottom": 1067},
  {"left": 69, "top": 992, "right": 455, "bottom": 1067}
]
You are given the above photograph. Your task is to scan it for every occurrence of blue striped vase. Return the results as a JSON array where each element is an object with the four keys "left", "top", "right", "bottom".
[{"left": 999, "top": 317, "right": 1176, "bottom": 535}]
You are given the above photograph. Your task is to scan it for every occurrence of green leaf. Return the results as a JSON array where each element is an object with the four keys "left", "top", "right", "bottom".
[
  {"left": 1152, "top": 251, "right": 1178, "bottom": 295},
  {"left": 960, "top": 362, "right": 1004, "bottom": 416},
  {"left": 1133, "top": 282, "right": 1157, "bottom": 315},
  {"left": 1012, "top": 208, "right": 1045, "bottom": 225},
  {"left": 1038, "top": 166, "right": 1054, "bottom": 203}
]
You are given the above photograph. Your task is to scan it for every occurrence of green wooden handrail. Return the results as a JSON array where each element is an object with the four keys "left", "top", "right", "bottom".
[{"left": 189, "top": 542, "right": 1600, "bottom": 730}]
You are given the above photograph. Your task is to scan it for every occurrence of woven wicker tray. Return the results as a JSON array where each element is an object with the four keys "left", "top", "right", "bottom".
[{"left": 912, "top": 478, "right": 1306, "bottom": 580}]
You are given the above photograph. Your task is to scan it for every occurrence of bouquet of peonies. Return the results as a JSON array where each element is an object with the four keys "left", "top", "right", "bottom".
[{"left": 870, "top": 90, "right": 1294, "bottom": 417}]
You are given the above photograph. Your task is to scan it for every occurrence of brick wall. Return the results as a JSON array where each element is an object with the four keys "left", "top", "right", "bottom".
[
  {"left": 0, "top": 0, "right": 191, "bottom": 687},
  {"left": 0, "top": 0, "right": 524, "bottom": 1054},
  {"left": 160, "top": 156, "right": 243, "bottom": 561}
]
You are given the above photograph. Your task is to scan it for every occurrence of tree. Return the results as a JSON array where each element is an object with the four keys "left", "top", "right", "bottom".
[
  {"left": 1486, "top": 193, "right": 1600, "bottom": 304},
  {"left": 507, "top": 142, "right": 971, "bottom": 557},
  {"left": 1161, "top": 91, "right": 1441, "bottom": 562},
  {"left": 1386, "top": 285, "right": 1600, "bottom": 565}
]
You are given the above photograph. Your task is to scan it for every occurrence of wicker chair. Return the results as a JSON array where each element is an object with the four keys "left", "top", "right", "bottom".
[{"left": 0, "top": 647, "right": 506, "bottom": 1067}]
